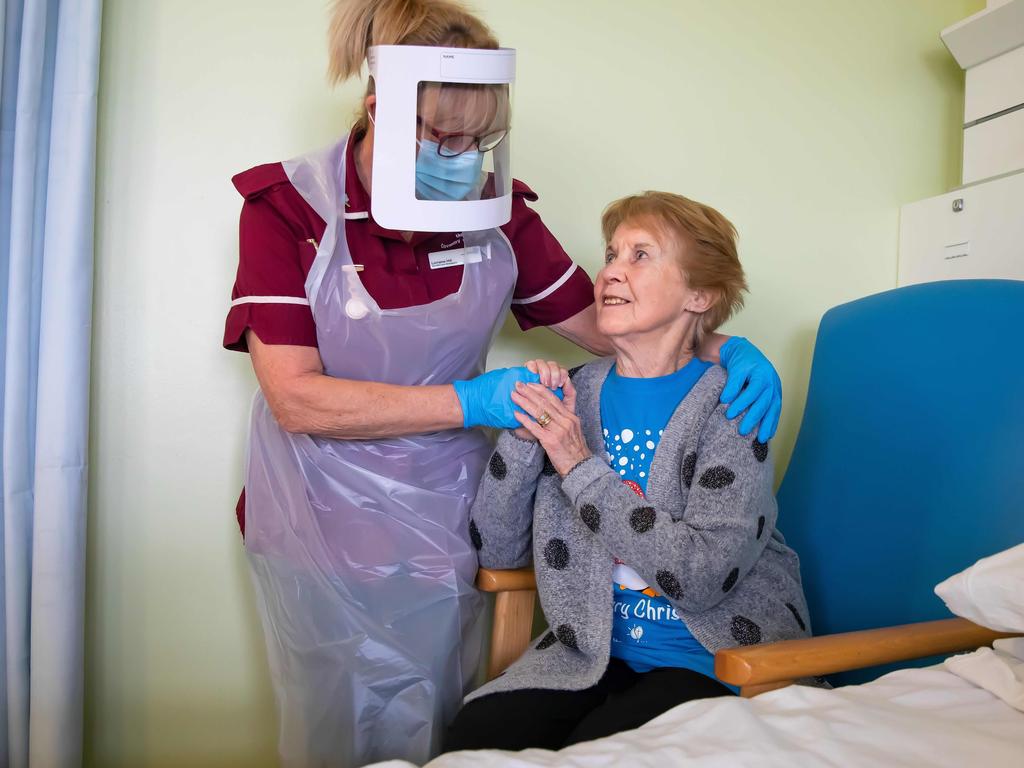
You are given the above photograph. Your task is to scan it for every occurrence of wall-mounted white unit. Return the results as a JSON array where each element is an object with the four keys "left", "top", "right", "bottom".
[
  {"left": 942, "top": 0, "right": 1024, "bottom": 68},
  {"left": 941, "top": 0, "right": 1024, "bottom": 184},
  {"left": 963, "top": 108, "right": 1024, "bottom": 184},
  {"left": 897, "top": 169, "right": 1024, "bottom": 286},
  {"left": 964, "top": 44, "right": 1024, "bottom": 122}
]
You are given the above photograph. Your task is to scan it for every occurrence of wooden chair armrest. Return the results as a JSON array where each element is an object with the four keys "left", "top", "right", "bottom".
[
  {"left": 476, "top": 566, "right": 536, "bottom": 593},
  {"left": 476, "top": 567, "right": 538, "bottom": 680},
  {"left": 715, "top": 617, "right": 1019, "bottom": 688}
]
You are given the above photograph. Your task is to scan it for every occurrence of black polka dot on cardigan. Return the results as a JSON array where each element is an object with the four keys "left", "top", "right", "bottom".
[
  {"left": 730, "top": 615, "right": 762, "bottom": 645},
  {"left": 542, "top": 454, "right": 557, "bottom": 476},
  {"left": 555, "top": 624, "right": 579, "bottom": 650},
  {"left": 580, "top": 504, "right": 601, "bottom": 533},
  {"left": 682, "top": 452, "right": 697, "bottom": 488},
  {"left": 785, "top": 602, "right": 807, "bottom": 632},
  {"left": 536, "top": 632, "right": 558, "bottom": 650},
  {"left": 722, "top": 567, "right": 739, "bottom": 592},
  {"left": 544, "top": 538, "right": 570, "bottom": 569},
  {"left": 752, "top": 439, "right": 769, "bottom": 463},
  {"left": 630, "top": 507, "right": 656, "bottom": 533},
  {"left": 756, "top": 515, "right": 765, "bottom": 539},
  {"left": 489, "top": 452, "right": 507, "bottom": 480},
  {"left": 699, "top": 465, "right": 736, "bottom": 490},
  {"left": 468, "top": 519, "right": 482, "bottom": 550},
  {"left": 656, "top": 571, "right": 684, "bottom": 600}
]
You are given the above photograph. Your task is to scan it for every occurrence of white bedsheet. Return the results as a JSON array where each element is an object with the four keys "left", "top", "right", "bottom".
[
  {"left": 370, "top": 664, "right": 1024, "bottom": 767},
  {"left": 945, "top": 637, "right": 1024, "bottom": 713}
]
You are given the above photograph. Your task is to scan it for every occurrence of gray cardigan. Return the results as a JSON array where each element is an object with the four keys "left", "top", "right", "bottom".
[{"left": 466, "top": 358, "right": 811, "bottom": 702}]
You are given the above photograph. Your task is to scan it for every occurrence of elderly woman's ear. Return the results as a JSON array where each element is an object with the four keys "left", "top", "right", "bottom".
[{"left": 684, "top": 287, "right": 718, "bottom": 315}]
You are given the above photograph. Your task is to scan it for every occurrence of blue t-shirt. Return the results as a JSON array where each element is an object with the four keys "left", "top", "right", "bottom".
[{"left": 601, "top": 358, "right": 734, "bottom": 690}]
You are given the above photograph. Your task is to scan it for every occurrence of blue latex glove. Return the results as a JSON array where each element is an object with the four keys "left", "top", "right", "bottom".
[
  {"left": 453, "top": 367, "right": 563, "bottom": 429},
  {"left": 718, "top": 337, "right": 782, "bottom": 442}
]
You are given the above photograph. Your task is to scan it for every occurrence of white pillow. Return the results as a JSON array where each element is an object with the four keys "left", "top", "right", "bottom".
[{"left": 934, "top": 543, "right": 1024, "bottom": 633}]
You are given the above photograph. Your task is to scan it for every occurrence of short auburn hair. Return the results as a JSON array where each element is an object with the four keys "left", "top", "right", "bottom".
[{"left": 601, "top": 191, "right": 748, "bottom": 340}]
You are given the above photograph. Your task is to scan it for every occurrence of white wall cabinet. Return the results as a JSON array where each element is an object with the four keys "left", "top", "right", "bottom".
[
  {"left": 964, "top": 44, "right": 1024, "bottom": 123},
  {"left": 942, "top": 0, "right": 1024, "bottom": 183},
  {"left": 903, "top": 0, "right": 1024, "bottom": 285},
  {"left": 898, "top": 170, "right": 1024, "bottom": 286},
  {"left": 963, "top": 108, "right": 1024, "bottom": 184}
]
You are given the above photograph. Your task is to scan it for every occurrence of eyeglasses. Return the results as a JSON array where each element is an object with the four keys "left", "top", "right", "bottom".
[{"left": 416, "top": 116, "right": 509, "bottom": 158}]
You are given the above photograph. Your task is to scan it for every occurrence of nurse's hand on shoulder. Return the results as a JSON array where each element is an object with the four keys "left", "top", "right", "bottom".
[
  {"left": 718, "top": 336, "right": 783, "bottom": 444},
  {"left": 511, "top": 377, "right": 591, "bottom": 476}
]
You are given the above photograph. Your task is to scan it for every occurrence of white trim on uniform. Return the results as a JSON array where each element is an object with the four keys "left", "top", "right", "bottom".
[
  {"left": 231, "top": 295, "right": 311, "bottom": 307},
  {"left": 343, "top": 211, "right": 369, "bottom": 220},
  {"left": 511, "top": 263, "right": 579, "bottom": 305}
]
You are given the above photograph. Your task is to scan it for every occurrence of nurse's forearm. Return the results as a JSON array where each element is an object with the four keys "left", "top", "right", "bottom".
[
  {"left": 283, "top": 375, "right": 464, "bottom": 438},
  {"left": 247, "top": 331, "right": 463, "bottom": 439}
]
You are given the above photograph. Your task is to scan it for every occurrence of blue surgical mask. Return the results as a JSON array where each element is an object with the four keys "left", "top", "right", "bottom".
[{"left": 415, "top": 139, "right": 484, "bottom": 201}]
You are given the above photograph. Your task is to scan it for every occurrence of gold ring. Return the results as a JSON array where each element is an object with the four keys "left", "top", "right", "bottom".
[{"left": 537, "top": 412, "right": 553, "bottom": 428}]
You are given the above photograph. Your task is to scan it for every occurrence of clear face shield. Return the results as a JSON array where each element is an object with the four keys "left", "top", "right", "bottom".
[
  {"left": 367, "top": 45, "right": 515, "bottom": 233},
  {"left": 414, "top": 81, "right": 511, "bottom": 204}
]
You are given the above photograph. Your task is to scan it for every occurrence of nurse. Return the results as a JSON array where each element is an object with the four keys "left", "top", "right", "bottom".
[{"left": 222, "top": 1, "right": 781, "bottom": 766}]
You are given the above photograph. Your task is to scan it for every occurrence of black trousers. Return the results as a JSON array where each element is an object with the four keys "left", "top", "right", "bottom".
[{"left": 443, "top": 659, "right": 734, "bottom": 753}]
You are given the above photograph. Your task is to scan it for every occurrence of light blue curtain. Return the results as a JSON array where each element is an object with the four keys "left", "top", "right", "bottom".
[{"left": 0, "top": 0, "right": 101, "bottom": 766}]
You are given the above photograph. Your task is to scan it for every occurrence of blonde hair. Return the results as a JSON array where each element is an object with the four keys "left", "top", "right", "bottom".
[
  {"left": 601, "top": 191, "right": 748, "bottom": 342},
  {"left": 328, "top": 0, "right": 499, "bottom": 136}
]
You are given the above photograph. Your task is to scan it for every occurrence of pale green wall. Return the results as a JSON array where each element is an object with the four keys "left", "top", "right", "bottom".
[{"left": 87, "top": 1, "right": 979, "bottom": 765}]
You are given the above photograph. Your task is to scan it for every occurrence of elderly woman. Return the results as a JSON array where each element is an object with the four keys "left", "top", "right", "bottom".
[{"left": 443, "top": 192, "right": 811, "bottom": 752}]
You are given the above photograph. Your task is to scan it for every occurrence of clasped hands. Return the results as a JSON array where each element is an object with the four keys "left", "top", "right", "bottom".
[
  {"left": 510, "top": 360, "right": 592, "bottom": 478},
  {"left": 451, "top": 360, "right": 590, "bottom": 477}
]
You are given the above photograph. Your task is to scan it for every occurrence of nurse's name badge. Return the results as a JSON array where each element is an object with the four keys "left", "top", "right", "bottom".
[{"left": 427, "top": 245, "right": 483, "bottom": 270}]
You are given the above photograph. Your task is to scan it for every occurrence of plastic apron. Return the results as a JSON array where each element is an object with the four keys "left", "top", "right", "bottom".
[{"left": 243, "top": 137, "right": 517, "bottom": 767}]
